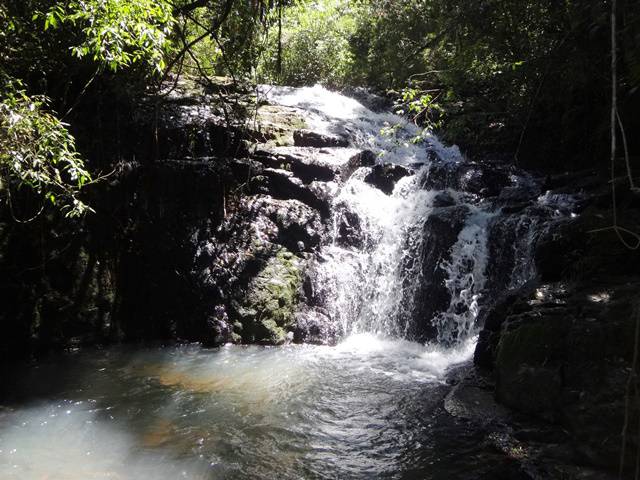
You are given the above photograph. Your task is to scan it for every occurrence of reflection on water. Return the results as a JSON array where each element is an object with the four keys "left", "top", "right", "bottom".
[{"left": 0, "top": 335, "right": 503, "bottom": 480}]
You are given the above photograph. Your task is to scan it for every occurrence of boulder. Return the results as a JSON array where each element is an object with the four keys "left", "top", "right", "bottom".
[
  {"left": 293, "top": 129, "right": 349, "bottom": 148},
  {"left": 335, "top": 205, "right": 364, "bottom": 249},
  {"left": 473, "top": 282, "right": 536, "bottom": 370},
  {"left": 432, "top": 191, "right": 456, "bottom": 208},
  {"left": 403, "top": 205, "right": 470, "bottom": 341},
  {"left": 423, "top": 161, "right": 514, "bottom": 197},
  {"left": 259, "top": 168, "right": 332, "bottom": 217},
  {"left": 293, "top": 307, "right": 337, "bottom": 345},
  {"left": 341, "top": 150, "right": 377, "bottom": 181},
  {"left": 364, "top": 163, "right": 414, "bottom": 194},
  {"left": 252, "top": 147, "right": 340, "bottom": 183}
]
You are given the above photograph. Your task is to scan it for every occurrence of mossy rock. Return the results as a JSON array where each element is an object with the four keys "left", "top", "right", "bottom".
[
  {"left": 256, "top": 105, "right": 307, "bottom": 147},
  {"left": 236, "top": 248, "right": 303, "bottom": 344},
  {"left": 495, "top": 312, "right": 571, "bottom": 419}
]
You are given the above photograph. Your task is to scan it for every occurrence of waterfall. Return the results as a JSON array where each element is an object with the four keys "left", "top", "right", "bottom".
[{"left": 260, "top": 85, "right": 555, "bottom": 346}]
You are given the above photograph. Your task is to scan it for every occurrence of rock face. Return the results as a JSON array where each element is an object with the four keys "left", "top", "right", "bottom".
[
  {"left": 233, "top": 248, "right": 303, "bottom": 344},
  {"left": 405, "top": 205, "right": 470, "bottom": 341},
  {"left": 474, "top": 183, "right": 640, "bottom": 470},
  {"left": 0, "top": 79, "right": 345, "bottom": 359},
  {"left": 293, "top": 129, "right": 349, "bottom": 148}
]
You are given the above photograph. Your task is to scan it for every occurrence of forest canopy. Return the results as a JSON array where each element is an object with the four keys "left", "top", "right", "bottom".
[{"left": 1, "top": 0, "right": 639, "bottom": 216}]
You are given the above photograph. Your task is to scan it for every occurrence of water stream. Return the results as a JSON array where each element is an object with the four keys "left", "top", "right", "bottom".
[{"left": 0, "top": 86, "right": 551, "bottom": 479}]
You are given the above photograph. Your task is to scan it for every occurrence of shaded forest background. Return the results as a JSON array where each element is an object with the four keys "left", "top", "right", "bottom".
[{"left": 2, "top": 0, "right": 640, "bottom": 190}]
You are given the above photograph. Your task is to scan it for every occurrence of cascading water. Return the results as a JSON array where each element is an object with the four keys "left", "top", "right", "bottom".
[
  {"left": 262, "top": 84, "right": 496, "bottom": 345},
  {"left": 0, "top": 85, "right": 575, "bottom": 480}
]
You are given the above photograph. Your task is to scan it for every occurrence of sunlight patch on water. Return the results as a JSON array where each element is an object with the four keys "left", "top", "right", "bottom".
[
  {"left": 328, "top": 333, "right": 477, "bottom": 382},
  {"left": 0, "top": 334, "right": 477, "bottom": 480},
  {"left": 0, "top": 403, "right": 210, "bottom": 480}
]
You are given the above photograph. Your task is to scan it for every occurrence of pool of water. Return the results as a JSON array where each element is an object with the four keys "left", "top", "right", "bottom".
[{"left": 0, "top": 334, "right": 518, "bottom": 480}]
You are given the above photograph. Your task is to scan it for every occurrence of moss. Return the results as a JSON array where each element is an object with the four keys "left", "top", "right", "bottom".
[
  {"left": 256, "top": 105, "right": 307, "bottom": 147},
  {"left": 495, "top": 314, "right": 570, "bottom": 418},
  {"left": 237, "top": 248, "right": 303, "bottom": 344}
]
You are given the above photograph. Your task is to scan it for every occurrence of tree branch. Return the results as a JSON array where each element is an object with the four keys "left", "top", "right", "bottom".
[
  {"left": 160, "top": 0, "right": 235, "bottom": 85},
  {"left": 173, "top": 0, "right": 209, "bottom": 16}
]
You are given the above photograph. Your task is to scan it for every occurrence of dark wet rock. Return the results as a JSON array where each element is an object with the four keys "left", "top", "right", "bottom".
[
  {"left": 490, "top": 279, "right": 639, "bottom": 469},
  {"left": 222, "top": 195, "right": 322, "bottom": 255},
  {"left": 190, "top": 193, "right": 322, "bottom": 345},
  {"left": 445, "top": 367, "right": 619, "bottom": 480},
  {"left": 300, "top": 259, "right": 325, "bottom": 308},
  {"left": 405, "top": 205, "right": 470, "bottom": 341},
  {"left": 495, "top": 308, "right": 571, "bottom": 418},
  {"left": 341, "top": 150, "right": 377, "bottom": 181},
  {"left": 483, "top": 213, "right": 538, "bottom": 297},
  {"left": 206, "top": 305, "right": 238, "bottom": 345},
  {"left": 475, "top": 196, "right": 640, "bottom": 470},
  {"left": 293, "top": 307, "right": 337, "bottom": 344},
  {"left": 432, "top": 191, "right": 456, "bottom": 208},
  {"left": 253, "top": 147, "right": 341, "bottom": 183},
  {"left": 474, "top": 282, "right": 537, "bottom": 370},
  {"left": 227, "top": 157, "right": 264, "bottom": 179},
  {"left": 497, "top": 184, "right": 540, "bottom": 203},
  {"left": 259, "top": 168, "right": 332, "bottom": 216},
  {"left": 293, "top": 129, "right": 349, "bottom": 148},
  {"left": 330, "top": 196, "right": 367, "bottom": 249},
  {"left": 482, "top": 190, "right": 578, "bottom": 304},
  {"left": 364, "top": 163, "right": 414, "bottom": 194},
  {"left": 308, "top": 181, "right": 339, "bottom": 209},
  {"left": 423, "top": 161, "right": 516, "bottom": 197},
  {"left": 336, "top": 206, "right": 364, "bottom": 249}
]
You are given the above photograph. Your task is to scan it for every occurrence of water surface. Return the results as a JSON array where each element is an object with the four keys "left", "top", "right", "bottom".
[{"left": 0, "top": 334, "right": 519, "bottom": 480}]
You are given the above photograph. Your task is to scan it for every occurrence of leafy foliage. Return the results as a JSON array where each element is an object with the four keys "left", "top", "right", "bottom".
[
  {"left": 40, "top": 0, "right": 175, "bottom": 73},
  {"left": 2, "top": 0, "right": 639, "bottom": 222},
  {"left": 257, "top": 0, "right": 639, "bottom": 167},
  {"left": 0, "top": 78, "right": 93, "bottom": 218},
  {"left": 260, "top": 0, "right": 361, "bottom": 87}
]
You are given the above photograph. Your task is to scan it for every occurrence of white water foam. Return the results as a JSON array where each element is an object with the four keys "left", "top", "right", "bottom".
[
  {"left": 260, "top": 84, "right": 462, "bottom": 166},
  {"left": 435, "top": 208, "right": 495, "bottom": 344},
  {"left": 263, "top": 84, "right": 492, "bottom": 345}
]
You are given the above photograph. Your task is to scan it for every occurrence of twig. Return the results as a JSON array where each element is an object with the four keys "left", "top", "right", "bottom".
[
  {"left": 590, "top": 0, "right": 640, "bottom": 252},
  {"left": 616, "top": 109, "right": 639, "bottom": 192},
  {"left": 6, "top": 187, "right": 45, "bottom": 223},
  {"left": 61, "top": 69, "right": 99, "bottom": 120}
]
